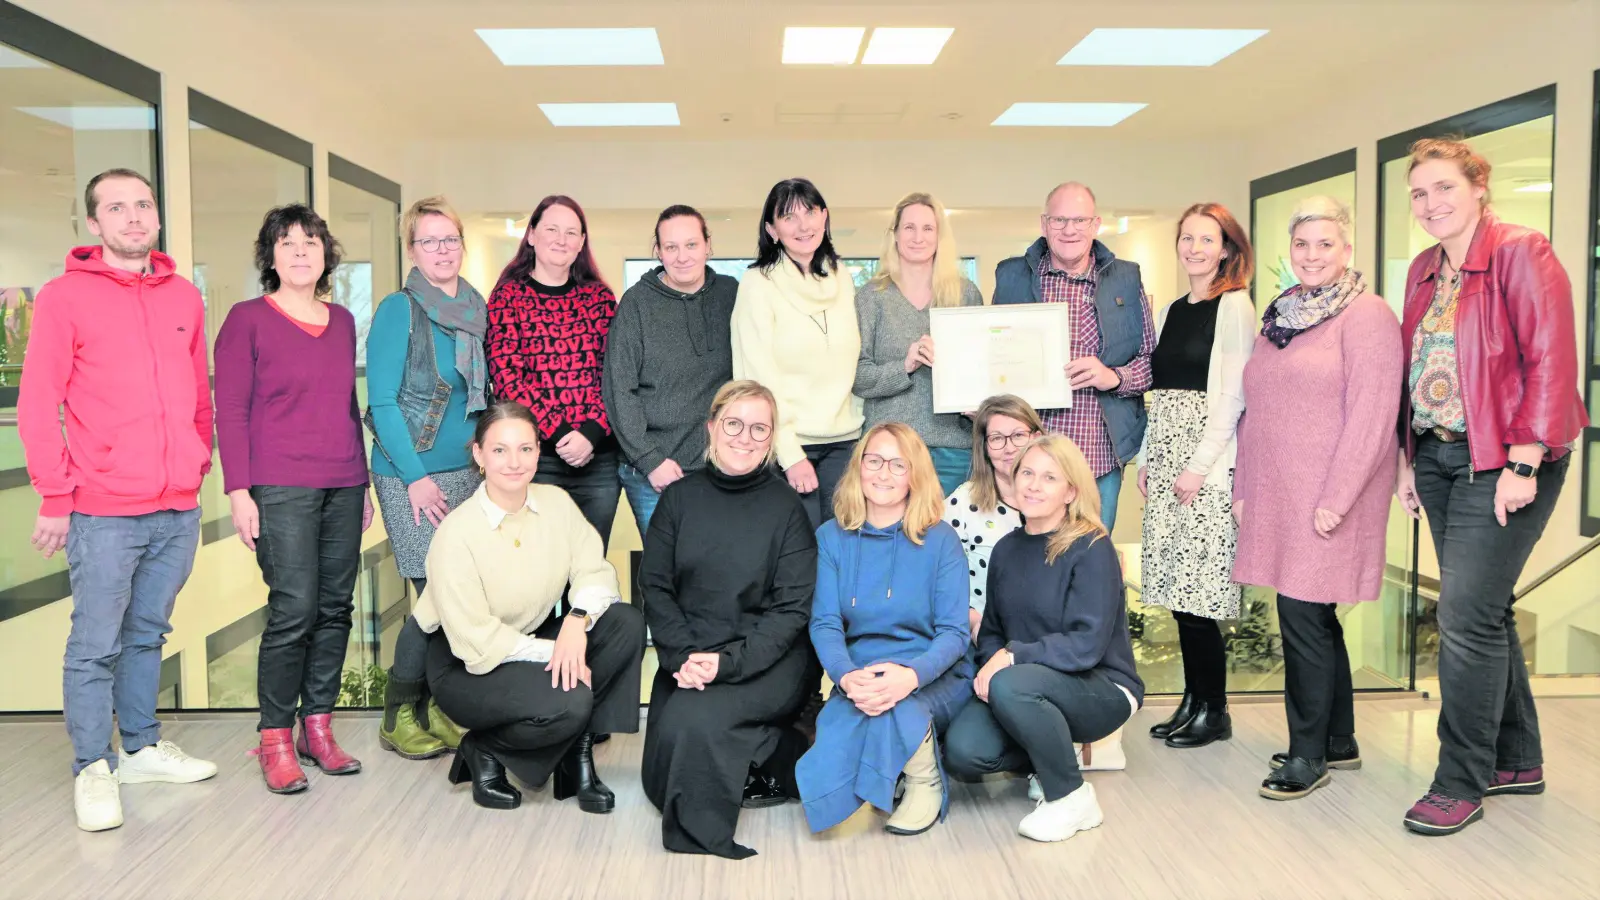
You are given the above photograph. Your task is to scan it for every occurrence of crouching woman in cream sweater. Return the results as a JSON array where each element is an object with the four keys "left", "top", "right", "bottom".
[{"left": 414, "top": 401, "right": 645, "bottom": 812}]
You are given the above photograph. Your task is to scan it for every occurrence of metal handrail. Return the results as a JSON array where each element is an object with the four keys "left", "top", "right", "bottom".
[
  {"left": 0, "top": 413, "right": 14, "bottom": 427},
  {"left": 1514, "top": 532, "right": 1600, "bottom": 600}
]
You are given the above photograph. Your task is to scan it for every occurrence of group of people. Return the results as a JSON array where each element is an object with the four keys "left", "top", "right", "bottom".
[{"left": 21, "top": 135, "right": 1580, "bottom": 854}]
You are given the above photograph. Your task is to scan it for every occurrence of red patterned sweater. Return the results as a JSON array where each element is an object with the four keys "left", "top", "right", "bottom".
[{"left": 486, "top": 277, "right": 616, "bottom": 445}]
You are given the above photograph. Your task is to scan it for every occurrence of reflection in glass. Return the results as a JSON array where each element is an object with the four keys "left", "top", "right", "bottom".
[{"left": 328, "top": 178, "right": 400, "bottom": 365}]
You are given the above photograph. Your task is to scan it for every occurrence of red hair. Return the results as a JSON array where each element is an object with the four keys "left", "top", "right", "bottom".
[
  {"left": 494, "top": 195, "right": 609, "bottom": 295},
  {"left": 1175, "top": 202, "right": 1254, "bottom": 300}
]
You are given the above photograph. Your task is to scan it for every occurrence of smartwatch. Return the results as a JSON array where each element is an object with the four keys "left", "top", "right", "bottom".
[
  {"left": 566, "top": 605, "right": 593, "bottom": 628},
  {"left": 1504, "top": 461, "right": 1538, "bottom": 479}
]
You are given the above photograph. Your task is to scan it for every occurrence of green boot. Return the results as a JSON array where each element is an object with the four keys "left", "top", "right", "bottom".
[
  {"left": 378, "top": 675, "right": 448, "bottom": 760},
  {"left": 419, "top": 697, "right": 465, "bottom": 750}
]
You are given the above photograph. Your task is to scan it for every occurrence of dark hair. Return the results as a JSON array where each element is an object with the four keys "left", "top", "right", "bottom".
[
  {"left": 85, "top": 168, "right": 155, "bottom": 220},
  {"left": 1175, "top": 203, "right": 1254, "bottom": 300},
  {"left": 494, "top": 195, "right": 608, "bottom": 295},
  {"left": 752, "top": 178, "right": 838, "bottom": 277},
  {"left": 254, "top": 204, "right": 342, "bottom": 297},
  {"left": 472, "top": 400, "right": 540, "bottom": 447},
  {"left": 652, "top": 204, "right": 710, "bottom": 252}
]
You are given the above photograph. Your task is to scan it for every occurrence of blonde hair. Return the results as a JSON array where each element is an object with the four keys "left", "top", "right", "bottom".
[
  {"left": 1407, "top": 137, "right": 1493, "bottom": 207},
  {"left": 870, "top": 192, "right": 966, "bottom": 309},
  {"left": 833, "top": 422, "right": 944, "bottom": 544},
  {"left": 1014, "top": 434, "right": 1107, "bottom": 564},
  {"left": 704, "top": 380, "right": 779, "bottom": 469},
  {"left": 401, "top": 195, "right": 466, "bottom": 249},
  {"left": 1288, "top": 195, "right": 1353, "bottom": 246},
  {"left": 967, "top": 394, "right": 1044, "bottom": 513}
]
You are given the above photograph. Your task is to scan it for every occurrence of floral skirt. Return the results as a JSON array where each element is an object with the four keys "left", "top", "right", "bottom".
[{"left": 1140, "top": 390, "right": 1242, "bottom": 620}]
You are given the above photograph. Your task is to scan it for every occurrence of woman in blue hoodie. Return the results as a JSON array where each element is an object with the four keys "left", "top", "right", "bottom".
[{"left": 796, "top": 422, "right": 972, "bottom": 837}]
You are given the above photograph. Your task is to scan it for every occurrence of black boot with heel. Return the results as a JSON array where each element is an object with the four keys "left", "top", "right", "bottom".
[
  {"left": 1149, "top": 692, "right": 1198, "bottom": 740},
  {"left": 553, "top": 732, "right": 614, "bottom": 814},
  {"left": 1165, "top": 698, "right": 1233, "bottom": 748},
  {"left": 447, "top": 732, "right": 521, "bottom": 810}
]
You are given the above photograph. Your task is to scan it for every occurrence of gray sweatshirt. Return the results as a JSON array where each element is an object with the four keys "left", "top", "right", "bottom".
[
  {"left": 853, "top": 277, "right": 984, "bottom": 449},
  {"left": 603, "top": 266, "right": 738, "bottom": 475}
]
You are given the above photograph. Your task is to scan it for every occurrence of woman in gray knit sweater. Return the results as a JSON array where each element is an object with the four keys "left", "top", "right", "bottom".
[{"left": 853, "top": 192, "right": 984, "bottom": 496}]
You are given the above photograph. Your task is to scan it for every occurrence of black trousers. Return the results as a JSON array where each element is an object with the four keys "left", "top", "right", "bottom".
[
  {"left": 1277, "top": 595, "right": 1354, "bottom": 759},
  {"left": 536, "top": 443, "right": 621, "bottom": 552},
  {"left": 1414, "top": 434, "right": 1566, "bottom": 801},
  {"left": 944, "top": 664, "right": 1131, "bottom": 801},
  {"left": 1173, "top": 610, "right": 1228, "bottom": 703},
  {"left": 425, "top": 603, "right": 645, "bottom": 786},
  {"left": 793, "top": 440, "right": 855, "bottom": 530},
  {"left": 251, "top": 485, "right": 365, "bottom": 730}
]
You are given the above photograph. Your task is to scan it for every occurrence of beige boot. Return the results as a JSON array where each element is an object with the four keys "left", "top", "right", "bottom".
[{"left": 885, "top": 730, "right": 943, "bottom": 836}]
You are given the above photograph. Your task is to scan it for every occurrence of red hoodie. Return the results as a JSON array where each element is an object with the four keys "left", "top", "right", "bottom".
[{"left": 19, "top": 246, "right": 213, "bottom": 517}]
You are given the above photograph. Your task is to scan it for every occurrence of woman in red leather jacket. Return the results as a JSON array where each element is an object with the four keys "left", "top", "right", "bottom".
[{"left": 1394, "top": 138, "right": 1587, "bottom": 837}]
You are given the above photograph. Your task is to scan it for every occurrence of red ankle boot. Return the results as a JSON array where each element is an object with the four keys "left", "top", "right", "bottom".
[
  {"left": 255, "top": 728, "right": 309, "bottom": 794},
  {"left": 297, "top": 713, "right": 362, "bottom": 775}
]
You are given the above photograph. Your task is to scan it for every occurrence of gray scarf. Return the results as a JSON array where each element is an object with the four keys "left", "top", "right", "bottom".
[
  {"left": 1262, "top": 269, "right": 1366, "bottom": 348},
  {"left": 404, "top": 267, "right": 488, "bottom": 412}
]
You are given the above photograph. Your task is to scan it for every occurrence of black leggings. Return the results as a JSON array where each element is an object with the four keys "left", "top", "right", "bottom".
[
  {"left": 390, "top": 578, "right": 430, "bottom": 685},
  {"left": 1172, "top": 610, "right": 1227, "bottom": 703}
]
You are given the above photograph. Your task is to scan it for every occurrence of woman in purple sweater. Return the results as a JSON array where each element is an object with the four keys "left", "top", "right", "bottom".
[
  {"left": 1232, "top": 196, "right": 1402, "bottom": 802},
  {"left": 214, "top": 205, "right": 373, "bottom": 794}
]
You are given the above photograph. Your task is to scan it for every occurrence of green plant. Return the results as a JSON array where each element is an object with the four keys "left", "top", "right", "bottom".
[
  {"left": 1224, "top": 590, "right": 1280, "bottom": 673},
  {"left": 338, "top": 663, "right": 388, "bottom": 707},
  {"left": 1267, "top": 256, "right": 1299, "bottom": 295}
]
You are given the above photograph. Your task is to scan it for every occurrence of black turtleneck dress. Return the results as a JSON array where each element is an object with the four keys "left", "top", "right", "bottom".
[{"left": 640, "top": 463, "right": 818, "bottom": 859}]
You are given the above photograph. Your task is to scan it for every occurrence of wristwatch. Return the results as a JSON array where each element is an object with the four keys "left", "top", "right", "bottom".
[
  {"left": 566, "top": 605, "right": 594, "bottom": 629},
  {"left": 1504, "top": 461, "right": 1538, "bottom": 479}
]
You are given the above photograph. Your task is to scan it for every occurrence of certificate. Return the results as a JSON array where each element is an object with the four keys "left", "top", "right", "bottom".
[{"left": 928, "top": 305, "right": 1072, "bottom": 414}]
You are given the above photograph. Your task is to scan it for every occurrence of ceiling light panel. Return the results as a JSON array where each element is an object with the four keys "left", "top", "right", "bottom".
[
  {"left": 476, "top": 28, "right": 665, "bottom": 66},
  {"left": 861, "top": 27, "right": 954, "bottom": 65},
  {"left": 1057, "top": 28, "right": 1267, "bottom": 67},
  {"left": 538, "top": 102, "right": 680, "bottom": 127},
  {"left": 991, "top": 103, "right": 1146, "bottom": 127},
  {"left": 18, "top": 106, "right": 157, "bottom": 130},
  {"left": 783, "top": 27, "right": 865, "bottom": 65}
]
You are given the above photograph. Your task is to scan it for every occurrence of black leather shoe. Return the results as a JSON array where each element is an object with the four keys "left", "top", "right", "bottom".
[
  {"left": 447, "top": 733, "right": 521, "bottom": 810},
  {"left": 1271, "top": 735, "right": 1361, "bottom": 771},
  {"left": 554, "top": 733, "right": 615, "bottom": 814},
  {"left": 1259, "top": 757, "right": 1330, "bottom": 801},
  {"left": 1149, "top": 693, "right": 1198, "bottom": 740},
  {"left": 1164, "top": 699, "right": 1232, "bottom": 748},
  {"left": 742, "top": 770, "right": 789, "bottom": 809}
]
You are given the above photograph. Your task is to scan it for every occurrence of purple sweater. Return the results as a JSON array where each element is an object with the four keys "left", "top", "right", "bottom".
[{"left": 214, "top": 298, "right": 368, "bottom": 494}]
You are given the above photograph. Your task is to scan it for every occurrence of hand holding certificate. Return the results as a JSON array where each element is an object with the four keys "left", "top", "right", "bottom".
[{"left": 928, "top": 305, "right": 1073, "bottom": 414}]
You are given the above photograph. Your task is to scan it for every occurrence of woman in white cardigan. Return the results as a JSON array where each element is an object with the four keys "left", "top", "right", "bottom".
[{"left": 1136, "top": 203, "right": 1257, "bottom": 750}]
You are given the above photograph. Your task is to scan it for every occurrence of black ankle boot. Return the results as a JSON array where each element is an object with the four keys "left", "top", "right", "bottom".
[
  {"left": 1271, "top": 734, "right": 1361, "bottom": 770},
  {"left": 1150, "top": 692, "right": 1198, "bottom": 740},
  {"left": 554, "top": 733, "right": 614, "bottom": 814},
  {"left": 742, "top": 766, "right": 789, "bottom": 809},
  {"left": 447, "top": 733, "right": 521, "bottom": 810},
  {"left": 1164, "top": 698, "right": 1233, "bottom": 748},
  {"left": 1259, "top": 757, "right": 1330, "bottom": 801}
]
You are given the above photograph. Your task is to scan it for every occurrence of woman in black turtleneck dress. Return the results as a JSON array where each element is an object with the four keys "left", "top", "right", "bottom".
[{"left": 640, "top": 380, "right": 817, "bottom": 860}]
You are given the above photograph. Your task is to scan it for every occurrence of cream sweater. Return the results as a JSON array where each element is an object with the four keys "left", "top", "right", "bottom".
[
  {"left": 415, "top": 483, "right": 621, "bottom": 675},
  {"left": 731, "top": 261, "right": 863, "bottom": 467}
]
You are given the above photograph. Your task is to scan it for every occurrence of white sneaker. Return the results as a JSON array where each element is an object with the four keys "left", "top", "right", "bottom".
[
  {"left": 1018, "top": 782, "right": 1104, "bottom": 843},
  {"left": 75, "top": 759, "right": 124, "bottom": 832},
  {"left": 1075, "top": 727, "right": 1128, "bottom": 772},
  {"left": 118, "top": 740, "right": 218, "bottom": 784}
]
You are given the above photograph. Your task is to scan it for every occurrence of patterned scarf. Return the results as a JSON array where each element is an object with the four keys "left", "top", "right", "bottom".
[
  {"left": 1261, "top": 269, "right": 1367, "bottom": 348},
  {"left": 404, "top": 266, "right": 489, "bottom": 413}
]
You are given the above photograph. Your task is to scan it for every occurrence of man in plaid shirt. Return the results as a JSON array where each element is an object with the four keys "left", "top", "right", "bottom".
[{"left": 992, "top": 182, "right": 1155, "bottom": 531}]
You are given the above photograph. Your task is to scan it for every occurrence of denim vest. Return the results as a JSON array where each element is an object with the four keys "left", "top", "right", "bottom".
[
  {"left": 364, "top": 290, "right": 452, "bottom": 465},
  {"left": 993, "top": 238, "right": 1148, "bottom": 463}
]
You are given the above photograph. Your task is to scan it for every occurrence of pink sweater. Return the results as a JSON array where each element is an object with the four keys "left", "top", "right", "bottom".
[{"left": 1231, "top": 292, "right": 1402, "bottom": 605}]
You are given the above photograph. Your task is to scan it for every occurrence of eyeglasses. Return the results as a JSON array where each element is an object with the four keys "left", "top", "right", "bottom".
[
  {"left": 720, "top": 417, "right": 772, "bottom": 442},
  {"left": 862, "top": 454, "right": 910, "bottom": 476},
  {"left": 986, "top": 431, "right": 1037, "bottom": 451},
  {"left": 412, "top": 235, "right": 463, "bottom": 253},
  {"left": 1041, "top": 215, "right": 1098, "bottom": 233}
]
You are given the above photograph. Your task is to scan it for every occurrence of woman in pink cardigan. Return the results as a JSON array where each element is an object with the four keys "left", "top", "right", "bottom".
[{"left": 1232, "top": 196, "right": 1402, "bottom": 802}]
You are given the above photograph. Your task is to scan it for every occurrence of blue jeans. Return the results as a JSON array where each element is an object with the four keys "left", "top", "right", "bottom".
[
  {"left": 929, "top": 448, "right": 973, "bottom": 498},
  {"left": 619, "top": 463, "right": 662, "bottom": 536},
  {"left": 1096, "top": 466, "right": 1124, "bottom": 533},
  {"left": 63, "top": 508, "right": 201, "bottom": 774}
]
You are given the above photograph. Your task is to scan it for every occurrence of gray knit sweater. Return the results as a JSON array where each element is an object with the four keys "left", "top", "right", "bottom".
[
  {"left": 603, "top": 266, "right": 738, "bottom": 475},
  {"left": 852, "top": 277, "right": 984, "bottom": 450}
]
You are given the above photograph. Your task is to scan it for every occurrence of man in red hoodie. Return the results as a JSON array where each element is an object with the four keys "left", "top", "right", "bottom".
[{"left": 19, "top": 168, "right": 219, "bottom": 833}]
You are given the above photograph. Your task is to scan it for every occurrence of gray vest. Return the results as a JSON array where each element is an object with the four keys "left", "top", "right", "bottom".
[{"left": 364, "top": 290, "right": 452, "bottom": 465}]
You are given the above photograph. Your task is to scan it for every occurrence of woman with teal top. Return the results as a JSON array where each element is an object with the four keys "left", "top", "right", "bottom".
[{"left": 367, "top": 196, "right": 489, "bottom": 760}]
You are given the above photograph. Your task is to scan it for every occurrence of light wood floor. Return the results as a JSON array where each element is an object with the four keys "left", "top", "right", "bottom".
[{"left": 2, "top": 698, "right": 1597, "bottom": 900}]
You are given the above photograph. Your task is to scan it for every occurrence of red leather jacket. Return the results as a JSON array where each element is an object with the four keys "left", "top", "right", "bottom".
[{"left": 1401, "top": 212, "right": 1587, "bottom": 471}]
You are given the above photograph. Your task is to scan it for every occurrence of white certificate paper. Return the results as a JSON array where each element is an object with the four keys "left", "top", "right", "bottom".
[{"left": 929, "top": 305, "right": 1072, "bottom": 414}]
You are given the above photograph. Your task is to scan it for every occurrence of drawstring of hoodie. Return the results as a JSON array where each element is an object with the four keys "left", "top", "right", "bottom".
[{"left": 849, "top": 526, "right": 901, "bottom": 607}]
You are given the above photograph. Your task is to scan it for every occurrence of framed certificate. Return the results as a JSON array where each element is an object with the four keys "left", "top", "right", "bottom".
[{"left": 928, "top": 304, "right": 1072, "bottom": 414}]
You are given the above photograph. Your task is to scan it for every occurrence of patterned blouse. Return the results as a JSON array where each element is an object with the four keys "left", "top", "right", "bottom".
[
  {"left": 1409, "top": 270, "right": 1467, "bottom": 434},
  {"left": 942, "top": 481, "right": 1024, "bottom": 616}
]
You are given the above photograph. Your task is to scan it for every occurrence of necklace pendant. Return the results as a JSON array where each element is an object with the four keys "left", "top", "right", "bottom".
[{"left": 514, "top": 538, "right": 521, "bottom": 547}]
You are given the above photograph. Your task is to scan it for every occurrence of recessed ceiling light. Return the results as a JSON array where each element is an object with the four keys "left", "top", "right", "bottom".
[
  {"left": 537, "top": 102, "right": 680, "bottom": 127},
  {"left": 1514, "top": 182, "right": 1553, "bottom": 193},
  {"left": 861, "top": 27, "right": 954, "bottom": 65},
  {"left": 1057, "top": 28, "right": 1267, "bottom": 67},
  {"left": 783, "top": 27, "right": 865, "bottom": 65},
  {"left": 0, "top": 46, "right": 48, "bottom": 68},
  {"left": 475, "top": 28, "right": 664, "bottom": 66},
  {"left": 18, "top": 107, "right": 156, "bottom": 130},
  {"left": 991, "top": 102, "right": 1146, "bottom": 127}
]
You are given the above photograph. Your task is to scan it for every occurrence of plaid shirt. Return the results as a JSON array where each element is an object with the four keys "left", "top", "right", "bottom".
[{"left": 1036, "top": 257, "right": 1155, "bottom": 477}]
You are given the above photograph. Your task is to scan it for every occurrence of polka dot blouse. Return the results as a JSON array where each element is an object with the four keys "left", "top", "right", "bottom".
[{"left": 942, "top": 481, "right": 1024, "bottom": 616}]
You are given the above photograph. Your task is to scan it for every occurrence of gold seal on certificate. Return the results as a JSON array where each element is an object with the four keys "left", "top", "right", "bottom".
[{"left": 928, "top": 305, "right": 1072, "bottom": 414}]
